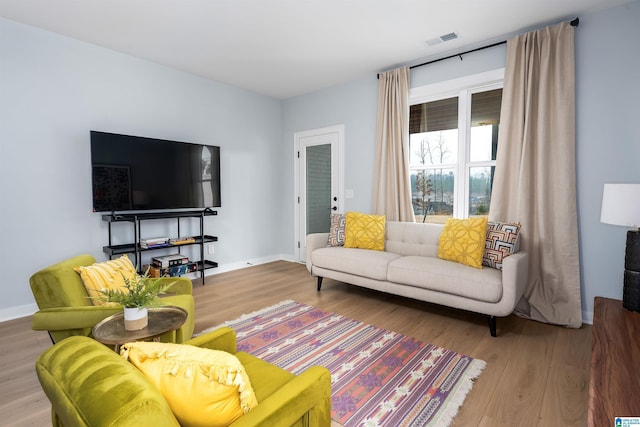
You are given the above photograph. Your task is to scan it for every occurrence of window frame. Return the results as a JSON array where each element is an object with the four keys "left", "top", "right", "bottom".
[{"left": 409, "top": 68, "right": 504, "bottom": 219}]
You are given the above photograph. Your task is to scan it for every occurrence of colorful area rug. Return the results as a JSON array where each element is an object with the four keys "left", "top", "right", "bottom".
[{"left": 205, "top": 300, "right": 485, "bottom": 427}]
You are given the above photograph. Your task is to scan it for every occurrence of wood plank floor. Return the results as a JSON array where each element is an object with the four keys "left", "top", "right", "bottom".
[{"left": 0, "top": 260, "right": 591, "bottom": 426}]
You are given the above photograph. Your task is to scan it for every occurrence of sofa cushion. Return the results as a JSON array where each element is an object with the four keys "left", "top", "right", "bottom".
[
  {"left": 121, "top": 341, "right": 258, "bottom": 427},
  {"left": 311, "top": 247, "right": 401, "bottom": 281},
  {"left": 344, "top": 212, "right": 386, "bottom": 251},
  {"left": 483, "top": 221, "right": 521, "bottom": 270},
  {"left": 387, "top": 256, "right": 503, "bottom": 303},
  {"left": 385, "top": 222, "right": 442, "bottom": 257},
  {"left": 437, "top": 217, "right": 488, "bottom": 268}
]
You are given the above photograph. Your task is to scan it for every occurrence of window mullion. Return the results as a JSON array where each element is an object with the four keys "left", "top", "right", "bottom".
[{"left": 456, "top": 90, "right": 470, "bottom": 218}]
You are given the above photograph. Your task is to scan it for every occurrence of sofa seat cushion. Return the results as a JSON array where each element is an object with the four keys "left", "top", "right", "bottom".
[
  {"left": 387, "top": 256, "right": 503, "bottom": 303},
  {"left": 311, "top": 247, "right": 402, "bottom": 281}
]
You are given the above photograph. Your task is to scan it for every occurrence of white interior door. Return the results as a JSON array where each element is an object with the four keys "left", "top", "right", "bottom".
[{"left": 295, "top": 125, "right": 344, "bottom": 262}]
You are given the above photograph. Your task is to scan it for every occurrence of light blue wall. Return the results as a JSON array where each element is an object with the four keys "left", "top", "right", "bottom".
[
  {"left": 282, "top": 1, "right": 640, "bottom": 323},
  {"left": 2, "top": 0, "right": 638, "bottom": 322},
  {"left": 576, "top": 1, "right": 640, "bottom": 321},
  {"left": 0, "top": 17, "right": 283, "bottom": 316}
]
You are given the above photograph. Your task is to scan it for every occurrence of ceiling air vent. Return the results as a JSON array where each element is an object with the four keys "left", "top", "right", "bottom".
[
  {"left": 440, "top": 32, "right": 458, "bottom": 42},
  {"left": 426, "top": 32, "right": 459, "bottom": 46}
]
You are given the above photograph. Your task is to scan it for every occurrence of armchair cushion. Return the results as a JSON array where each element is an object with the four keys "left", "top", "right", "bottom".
[{"left": 121, "top": 341, "right": 258, "bottom": 427}]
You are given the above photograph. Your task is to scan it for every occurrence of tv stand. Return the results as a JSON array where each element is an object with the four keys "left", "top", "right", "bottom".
[{"left": 102, "top": 209, "right": 218, "bottom": 284}]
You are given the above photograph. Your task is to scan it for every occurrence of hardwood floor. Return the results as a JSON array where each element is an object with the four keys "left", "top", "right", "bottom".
[{"left": 0, "top": 260, "right": 591, "bottom": 426}]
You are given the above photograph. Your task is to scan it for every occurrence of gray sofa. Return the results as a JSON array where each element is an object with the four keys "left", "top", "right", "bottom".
[{"left": 306, "top": 221, "right": 528, "bottom": 336}]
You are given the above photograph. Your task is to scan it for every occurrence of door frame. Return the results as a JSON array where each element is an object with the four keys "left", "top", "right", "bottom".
[{"left": 294, "top": 124, "right": 345, "bottom": 262}]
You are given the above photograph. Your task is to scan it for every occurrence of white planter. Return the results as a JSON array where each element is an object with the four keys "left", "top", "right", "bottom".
[{"left": 123, "top": 307, "right": 148, "bottom": 331}]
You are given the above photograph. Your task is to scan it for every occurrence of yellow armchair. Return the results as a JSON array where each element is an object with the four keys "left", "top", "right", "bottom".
[
  {"left": 30, "top": 254, "right": 195, "bottom": 344},
  {"left": 36, "top": 327, "right": 332, "bottom": 427}
]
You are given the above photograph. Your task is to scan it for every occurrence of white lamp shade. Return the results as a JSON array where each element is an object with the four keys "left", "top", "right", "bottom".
[{"left": 600, "top": 183, "right": 640, "bottom": 228}]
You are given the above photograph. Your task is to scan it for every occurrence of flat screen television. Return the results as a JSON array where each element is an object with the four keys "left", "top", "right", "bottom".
[{"left": 90, "top": 131, "right": 221, "bottom": 212}]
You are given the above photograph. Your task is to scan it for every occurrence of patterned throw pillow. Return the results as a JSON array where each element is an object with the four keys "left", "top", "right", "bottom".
[
  {"left": 438, "top": 217, "right": 488, "bottom": 268},
  {"left": 343, "top": 212, "right": 386, "bottom": 251},
  {"left": 327, "top": 213, "right": 346, "bottom": 247},
  {"left": 483, "top": 221, "right": 521, "bottom": 270}
]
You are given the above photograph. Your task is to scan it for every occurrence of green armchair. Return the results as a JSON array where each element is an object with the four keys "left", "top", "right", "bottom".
[
  {"left": 29, "top": 254, "right": 195, "bottom": 344},
  {"left": 36, "top": 327, "right": 332, "bottom": 427}
]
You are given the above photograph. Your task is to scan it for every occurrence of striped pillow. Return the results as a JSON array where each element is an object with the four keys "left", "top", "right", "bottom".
[
  {"left": 482, "top": 221, "right": 521, "bottom": 270},
  {"left": 74, "top": 255, "right": 137, "bottom": 305}
]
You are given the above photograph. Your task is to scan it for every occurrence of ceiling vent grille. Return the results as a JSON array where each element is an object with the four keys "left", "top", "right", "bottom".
[
  {"left": 426, "top": 32, "right": 459, "bottom": 46},
  {"left": 440, "top": 32, "right": 458, "bottom": 42}
]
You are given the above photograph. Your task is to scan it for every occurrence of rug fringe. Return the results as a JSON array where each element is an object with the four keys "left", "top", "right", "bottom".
[
  {"left": 195, "top": 300, "right": 296, "bottom": 336},
  {"left": 429, "top": 358, "right": 487, "bottom": 427}
]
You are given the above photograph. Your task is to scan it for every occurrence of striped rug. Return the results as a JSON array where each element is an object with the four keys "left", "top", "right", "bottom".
[{"left": 206, "top": 300, "right": 485, "bottom": 427}]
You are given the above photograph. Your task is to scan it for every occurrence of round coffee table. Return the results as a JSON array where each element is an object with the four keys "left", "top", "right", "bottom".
[{"left": 92, "top": 306, "right": 188, "bottom": 351}]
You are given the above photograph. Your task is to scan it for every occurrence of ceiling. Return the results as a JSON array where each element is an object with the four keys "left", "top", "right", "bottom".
[{"left": 0, "top": 0, "right": 632, "bottom": 99}]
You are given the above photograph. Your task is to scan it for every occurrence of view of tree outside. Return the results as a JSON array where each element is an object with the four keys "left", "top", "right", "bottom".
[
  {"left": 409, "top": 84, "right": 502, "bottom": 223},
  {"left": 409, "top": 129, "right": 457, "bottom": 223}
]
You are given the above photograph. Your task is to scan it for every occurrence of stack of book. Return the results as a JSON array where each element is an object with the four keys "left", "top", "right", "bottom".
[
  {"left": 151, "top": 254, "right": 189, "bottom": 268},
  {"left": 140, "top": 237, "right": 169, "bottom": 249},
  {"left": 147, "top": 262, "right": 197, "bottom": 278}
]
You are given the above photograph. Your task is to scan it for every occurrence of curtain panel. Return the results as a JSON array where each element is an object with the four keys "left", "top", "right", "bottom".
[
  {"left": 490, "top": 22, "right": 582, "bottom": 327},
  {"left": 371, "top": 67, "right": 416, "bottom": 222}
]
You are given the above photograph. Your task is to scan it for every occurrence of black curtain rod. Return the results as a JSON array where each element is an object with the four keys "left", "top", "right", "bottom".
[{"left": 378, "top": 17, "right": 579, "bottom": 78}]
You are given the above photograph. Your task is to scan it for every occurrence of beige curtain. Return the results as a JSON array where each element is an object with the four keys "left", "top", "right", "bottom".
[
  {"left": 371, "top": 67, "right": 416, "bottom": 222},
  {"left": 490, "top": 22, "right": 582, "bottom": 328}
]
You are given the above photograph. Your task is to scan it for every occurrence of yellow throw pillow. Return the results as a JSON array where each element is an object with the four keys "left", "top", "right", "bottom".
[
  {"left": 343, "top": 212, "right": 386, "bottom": 251},
  {"left": 121, "top": 341, "right": 258, "bottom": 427},
  {"left": 438, "top": 217, "right": 488, "bottom": 268},
  {"left": 74, "top": 255, "right": 137, "bottom": 305}
]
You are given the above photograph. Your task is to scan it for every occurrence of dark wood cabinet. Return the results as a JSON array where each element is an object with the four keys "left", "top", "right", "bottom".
[{"left": 588, "top": 297, "right": 640, "bottom": 426}]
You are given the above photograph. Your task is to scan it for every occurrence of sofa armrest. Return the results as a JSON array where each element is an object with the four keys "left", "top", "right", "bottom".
[
  {"left": 229, "top": 365, "right": 332, "bottom": 427},
  {"left": 32, "top": 306, "right": 123, "bottom": 331},
  {"left": 499, "top": 251, "right": 529, "bottom": 315},
  {"left": 158, "top": 277, "right": 192, "bottom": 296},
  {"left": 306, "top": 233, "right": 329, "bottom": 273},
  {"left": 184, "top": 326, "right": 237, "bottom": 354}
]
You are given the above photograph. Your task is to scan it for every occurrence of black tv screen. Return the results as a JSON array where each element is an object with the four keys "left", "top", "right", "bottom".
[{"left": 90, "top": 131, "right": 221, "bottom": 212}]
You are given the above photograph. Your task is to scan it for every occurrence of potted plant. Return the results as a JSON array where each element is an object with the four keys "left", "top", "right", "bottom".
[{"left": 98, "top": 270, "right": 173, "bottom": 330}]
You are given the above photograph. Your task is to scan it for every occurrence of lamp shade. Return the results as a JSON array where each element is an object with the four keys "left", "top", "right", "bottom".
[{"left": 600, "top": 183, "right": 640, "bottom": 228}]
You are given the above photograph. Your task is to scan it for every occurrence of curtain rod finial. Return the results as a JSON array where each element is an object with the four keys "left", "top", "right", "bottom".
[{"left": 570, "top": 17, "right": 579, "bottom": 27}]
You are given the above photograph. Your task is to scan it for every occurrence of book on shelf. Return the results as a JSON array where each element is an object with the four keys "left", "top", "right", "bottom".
[
  {"left": 151, "top": 254, "right": 189, "bottom": 268},
  {"left": 140, "top": 237, "right": 169, "bottom": 249},
  {"left": 141, "top": 242, "right": 169, "bottom": 249},
  {"left": 169, "top": 236, "right": 196, "bottom": 245},
  {"left": 148, "top": 262, "right": 198, "bottom": 278}
]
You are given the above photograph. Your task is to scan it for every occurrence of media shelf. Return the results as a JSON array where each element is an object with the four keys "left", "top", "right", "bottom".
[{"left": 102, "top": 209, "right": 218, "bottom": 283}]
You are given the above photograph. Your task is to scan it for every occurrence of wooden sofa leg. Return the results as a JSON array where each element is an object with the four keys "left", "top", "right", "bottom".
[
  {"left": 488, "top": 316, "right": 497, "bottom": 337},
  {"left": 317, "top": 277, "right": 323, "bottom": 291}
]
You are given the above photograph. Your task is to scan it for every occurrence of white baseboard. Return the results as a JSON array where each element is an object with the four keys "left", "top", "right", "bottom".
[
  {"left": 204, "top": 254, "right": 297, "bottom": 276},
  {"left": 0, "top": 303, "right": 38, "bottom": 322}
]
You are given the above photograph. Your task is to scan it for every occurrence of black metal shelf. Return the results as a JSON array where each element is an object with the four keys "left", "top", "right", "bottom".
[
  {"left": 103, "top": 235, "right": 218, "bottom": 257},
  {"left": 102, "top": 209, "right": 218, "bottom": 223},
  {"left": 102, "top": 209, "right": 218, "bottom": 283}
]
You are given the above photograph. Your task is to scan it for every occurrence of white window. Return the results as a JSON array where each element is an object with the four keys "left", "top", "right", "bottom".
[{"left": 409, "top": 69, "right": 504, "bottom": 223}]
